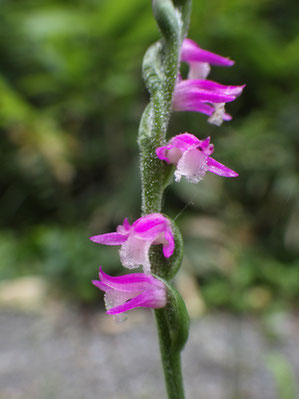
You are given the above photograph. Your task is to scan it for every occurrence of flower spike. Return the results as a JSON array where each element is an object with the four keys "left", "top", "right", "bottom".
[
  {"left": 93, "top": 267, "right": 167, "bottom": 319},
  {"left": 156, "top": 133, "right": 238, "bottom": 183},
  {"left": 90, "top": 214, "right": 175, "bottom": 273}
]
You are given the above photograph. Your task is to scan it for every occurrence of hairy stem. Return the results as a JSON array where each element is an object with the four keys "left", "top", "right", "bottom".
[
  {"left": 138, "top": 1, "right": 192, "bottom": 398},
  {"left": 155, "top": 309, "right": 185, "bottom": 399}
]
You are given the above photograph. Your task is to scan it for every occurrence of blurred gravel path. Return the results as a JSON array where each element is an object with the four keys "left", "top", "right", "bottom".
[{"left": 0, "top": 308, "right": 298, "bottom": 399}]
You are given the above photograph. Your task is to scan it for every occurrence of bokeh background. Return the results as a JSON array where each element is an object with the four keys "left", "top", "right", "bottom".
[{"left": 0, "top": 0, "right": 299, "bottom": 398}]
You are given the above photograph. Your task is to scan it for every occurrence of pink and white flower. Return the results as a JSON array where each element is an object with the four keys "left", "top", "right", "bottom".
[
  {"left": 173, "top": 78, "right": 244, "bottom": 125},
  {"left": 181, "top": 38, "right": 234, "bottom": 80},
  {"left": 174, "top": 38, "right": 245, "bottom": 125},
  {"left": 156, "top": 133, "right": 238, "bottom": 183},
  {"left": 90, "top": 214, "right": 175, "bottom": 273},
  {"left": 93, "top": 267, "right": 167, "bottom": 317}
]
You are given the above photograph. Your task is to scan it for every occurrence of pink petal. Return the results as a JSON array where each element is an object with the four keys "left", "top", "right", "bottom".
[
  {"left": 164, "top": 147, "right": 183, "bottom": 164},
  {"left": 104, "top": 289, "right": 135, "bottom": 314},
  {"left": 174, "top": 100, "right": 232, "bottom": 121},
  {"left": 107, "top": 288, "right": 166, "bottom": 315},
  {"left": 123, "top": 218, "right": 130, "bottom": 230},
  {"left": 156, "top": 145, "right": 172, "bottom": 163},
  {"left": 106, "top": 292, "right": 148, "bottom": 314},
  {"left": 181, "top": 38, "right": 234, "bottom": 66},
  {"left": 199, "top": 136, "right": 214, "bottom": 155},
  {"left": 186, "top": 79, "right": 245, "bottom": 97},
  {"left": 207, "top": 157, "right": 238, "bottom": 177},
  {"left": 117, "top": 218, "right": 131, "bottom": 234},
  {"left": 89, "top": 232, "right": 127, "bottom": 245},
  {"left": 162, "top": 229, "right": 175, "bottom": 258},
  {"left": 92, "top": 268, "right": 167, "bottom": 316},
  {"left": 98, "top": 267, "right": 157, "bottom": 292},
  {"left": 167, "top": 133, "right": 214, "bottom": 157},
  {"left": 133, "top": 214, "right": 170, "bottom": 239},
  {"left": 174, "top": 100, "right": 212, "bottom": 114},
  {"left": 157, "top": 135, "right": 204, "bottom": 165},
  {"left": 92, "top": 279, "right": 109, "bottom": 291},
  {"left": 169, "top": 133, "right": 201, "bottom": 151},
  {"left": 182, "top": 101, "right": 215, "bottom": 115},
  {"left": 174, "top": 81, "right": 236, "bottom": 104},
  {"left": 223, "top": 113, "right": 232, "bottom": 121}
]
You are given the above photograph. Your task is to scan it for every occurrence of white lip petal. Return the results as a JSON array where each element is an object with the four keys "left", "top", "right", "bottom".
[{"left": 176, "top": 148, "right": 208, "bottom": 183}]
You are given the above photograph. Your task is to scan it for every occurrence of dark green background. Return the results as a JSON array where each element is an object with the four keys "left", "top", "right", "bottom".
[{"left": 0, "top": 0, "right": 298, "bottom": 311}]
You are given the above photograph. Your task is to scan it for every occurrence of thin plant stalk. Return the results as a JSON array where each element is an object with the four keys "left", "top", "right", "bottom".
[{"left": 138, "top": 1, "right": 192, "bottom": 397}]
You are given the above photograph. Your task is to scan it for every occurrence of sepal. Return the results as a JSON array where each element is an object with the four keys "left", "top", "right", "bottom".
[
  {"left": 155, "top": 279, "right": 190, "bottom": 352},
  {"left": 150, "top": 216, "right": 183, "bottom": 280}
]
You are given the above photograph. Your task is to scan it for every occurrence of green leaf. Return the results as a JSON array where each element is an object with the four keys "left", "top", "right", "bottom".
[{"left": 155, "top": 280, "right": 190, "bottom": 352}]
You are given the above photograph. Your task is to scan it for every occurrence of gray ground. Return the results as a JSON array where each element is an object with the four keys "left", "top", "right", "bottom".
[{"left": 1, "top": 305, "right": 299, "bottom": 399}]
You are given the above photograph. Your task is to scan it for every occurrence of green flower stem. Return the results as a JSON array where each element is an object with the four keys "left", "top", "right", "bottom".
[
  {"left": 154, "top": 282, "right": 190, "bottom": 399},
  {"left": 155, "top": 309, "right": 185, "bottom": 399},
  {"left": 138, "top": 1, "right": 192, "bottom": 398}
]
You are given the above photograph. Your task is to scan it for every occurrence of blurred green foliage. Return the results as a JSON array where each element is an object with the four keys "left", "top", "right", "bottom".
[
  {"left": 0, "top": 0, "right": 298, "bottom": 309},
  {"left": 267, "top": 352, "right": 298, "bottom": 399}
]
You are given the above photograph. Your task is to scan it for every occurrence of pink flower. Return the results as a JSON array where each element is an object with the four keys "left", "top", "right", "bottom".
[
  {"left": 181, "top": 38, "right": 234, "bottom": 80},
  {"left": 156, "top": 133, "right": 238, "bottom": 183},
  {"left": 93, "top": 267, "right": 167, "bottom": 318},
  {"left": 90, "top": 214, "right": 175, "bottom": 273},
  {"left": 173, "top": 78, "right": 244, "bottom": 125},
  {"left": 175, "top": 39, "right": 245, "bottom": 125}
]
